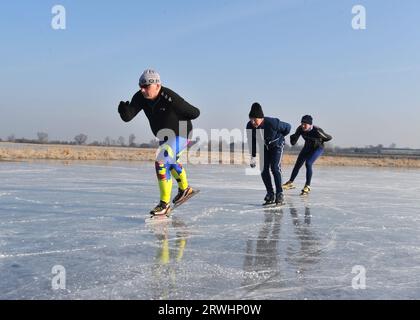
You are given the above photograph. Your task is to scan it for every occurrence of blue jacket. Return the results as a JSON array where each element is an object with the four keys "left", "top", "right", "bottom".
[{"left": 246, "top": 117, "right": 291, "bottom": 157}]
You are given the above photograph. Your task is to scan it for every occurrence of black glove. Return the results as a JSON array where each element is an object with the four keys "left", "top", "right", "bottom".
[
  {"left": 118, "top": 101, "right": 129, "bottom": 114},
  {"left": 290, "top": 126, "right": 302, "bottom": 145}
]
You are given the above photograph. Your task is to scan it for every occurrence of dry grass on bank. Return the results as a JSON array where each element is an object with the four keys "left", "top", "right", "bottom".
[
  {"left": 1, "top": 143, "right": 420, "bottom": 168},
  {"left": 304, "top": 155, "right": 420, "bottom": 168},
  {"left": 0, "top": 144, "right": 157, "bottom": 161}
]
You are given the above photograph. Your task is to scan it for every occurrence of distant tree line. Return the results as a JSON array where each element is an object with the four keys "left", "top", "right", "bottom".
[
  {"left": 2, "top": 132, "right": 160, "bottom": 149},
  {"left": 2, "top": 133, "right": 419, "bottom": 156}
]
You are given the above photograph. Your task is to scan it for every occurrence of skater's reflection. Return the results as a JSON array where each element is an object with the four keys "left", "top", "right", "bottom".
[
  {"left": 147, "top": 216, "right": 189, "bottom": 299},
  {"left": 242, "top": 210, "right": 283, "bottom": 292},
  {"left": 286, "top": 203, "right": 321, "bottom": 274}
]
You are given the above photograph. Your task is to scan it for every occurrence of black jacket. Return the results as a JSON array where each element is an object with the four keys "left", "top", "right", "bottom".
[
  {"left": 118, "top": 86, "right": 200, "bottom": 138},
  {"left": 290, "top": 125, "right": 332, "bottom": 150}
]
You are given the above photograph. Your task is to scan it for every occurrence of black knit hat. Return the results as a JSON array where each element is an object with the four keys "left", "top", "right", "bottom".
[
  {"left": 249, "top": 103, "right": 264, "bottom": 118},
  {"left": 301, "top": 115, "right": 313, "bottom": 125}
]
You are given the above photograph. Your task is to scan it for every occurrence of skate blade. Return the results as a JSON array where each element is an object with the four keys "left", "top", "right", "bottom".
[
  {"left": 150, "top": 207, "right": 171, "bottom": 217},
  {"left": 263, "top": 202, "right": 285, "bottom": 207},
  {"left": 262, "top": 202, "right": 274, "bottom": 206},
  {"left": 262, "top": 202, "right": 277, "bottom": 207},
  {"left": 173, "top": 189, "right": 200, "bottom": 209},
  {"left": 145, "top": 214, "right": 172, "bottom": 224},
  {"left": 283, "top": 186, "right": 296, "bottom": 190}
]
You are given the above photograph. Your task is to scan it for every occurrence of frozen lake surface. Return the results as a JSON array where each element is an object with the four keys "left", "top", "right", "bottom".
[{"left": 1, "top": 160, "right": 420, "bottom": 299}]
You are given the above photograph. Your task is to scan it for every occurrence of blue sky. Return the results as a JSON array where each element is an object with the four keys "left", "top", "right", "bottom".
[{"left": 1, "top": 0, "right": 419, "bottom": 147}]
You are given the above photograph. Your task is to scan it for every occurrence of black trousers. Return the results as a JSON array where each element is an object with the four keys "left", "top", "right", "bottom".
[{"left": 261, "top": 145, "right": 284, "bottom": 196}]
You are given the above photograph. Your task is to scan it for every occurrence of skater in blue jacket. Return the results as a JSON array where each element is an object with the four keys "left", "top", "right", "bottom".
[{"left": 246, "top": 103, "right": 291, "bottom": 206}]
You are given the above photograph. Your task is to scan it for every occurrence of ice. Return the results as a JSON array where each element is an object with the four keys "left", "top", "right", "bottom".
[{"left": 1, "top": 160, "right": 420, "bottom": 299}]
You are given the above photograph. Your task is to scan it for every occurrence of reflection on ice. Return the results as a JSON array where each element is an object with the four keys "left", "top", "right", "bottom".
[
  {"left": 243, "top": 211, "right": 282, "bottom": 292},
  {"left": 147, "top": 217, "right": 189, "bottom": 300},
  {"left": 239, "top": 205, "right": 322, "bottom": 299},
  {"left": 287, "top": 205, "right": 322, "bottom": 273}
]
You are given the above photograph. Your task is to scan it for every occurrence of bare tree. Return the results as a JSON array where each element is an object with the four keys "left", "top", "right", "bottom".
[
  {"left": 89, "top": 141, "right": 101, "bottom": 146},
  {"left": 37, "top": 132, "right": 49, "bottom": 144},
  {"left": 104, "top": 136, "right": 111, "bottom": 146},
  {"left": 129, "top": 134, "right": 136, "bottom": 147},
  {"left": 149, "top": 138, "right": 159, "bottom": 148},
  {"left": 117, "top": 136, "right": 125, "bottom": 146},
  {"left": 74, "top": 134, "right": 88, "bottom": 145},
  {"left": 7, "top": 134, "right": 15, "bottom": 142}
]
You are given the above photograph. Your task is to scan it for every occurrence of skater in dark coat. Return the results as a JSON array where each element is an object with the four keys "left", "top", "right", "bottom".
[
  {"left": 246, "top": 103, "right": 291, "bottom": 206},
  {"left": 283, "top": 115, "right": 332, "bottom": 195}
]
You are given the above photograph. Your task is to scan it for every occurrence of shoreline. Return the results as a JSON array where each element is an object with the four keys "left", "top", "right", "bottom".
[{"left": 1, "top": 143, "right": 420, "bottom": 168}]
